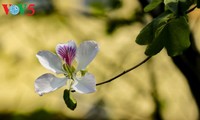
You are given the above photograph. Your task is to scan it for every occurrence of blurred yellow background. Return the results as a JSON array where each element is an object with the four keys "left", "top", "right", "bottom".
[{"left": 0, "top": 0, "right": 200, "bottom": 119}]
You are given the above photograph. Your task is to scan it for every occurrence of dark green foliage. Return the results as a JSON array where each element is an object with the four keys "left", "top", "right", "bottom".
[
  {"left": 136, "top": 0, "right": 194, "bottom": 56},
  {"left": 144, "top": 0, "right": 163, "bottom": 12},
  {"left": 163, "top": 16, "right": 190, "bottom": 56},
  {"left": 136, "top": 11, "right": 172, "bottom": 46},
  {"left": 136, "top": 21, "right": 155, "bottom": 45},
  {"left": 143, "top": 0, "right": 195, "bottom": 14},
  {"left": 144, "top": 25, "right": 165, "bottom": 56},
  {"left": 136, "top": 10, "right": 190, "bottom": 56},
  {"left": 164, "top": 0, "right": 194, "bottom": 14},
  {"left": 136, "top": 11, "right": 169, "bottom": 55},
  {"left": 63, "top": 89, "right": 77, "bottom": 111}
]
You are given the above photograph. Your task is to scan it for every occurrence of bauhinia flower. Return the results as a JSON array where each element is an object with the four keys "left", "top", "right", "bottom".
[{"left": 35, "top": 40, "right": 99, "bottom": 110}]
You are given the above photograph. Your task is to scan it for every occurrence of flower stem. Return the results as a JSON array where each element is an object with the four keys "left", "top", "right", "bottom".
[{"left": 96, "top": 56, "right": 151, "bottom": 86}]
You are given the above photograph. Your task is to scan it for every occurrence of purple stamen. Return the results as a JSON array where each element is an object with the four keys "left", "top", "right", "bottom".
[{"left": 57, "top": 45, "right": 76, "bottom": 66}]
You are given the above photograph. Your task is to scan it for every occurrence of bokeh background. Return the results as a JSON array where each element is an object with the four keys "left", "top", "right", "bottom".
[{"left": 0, "top": 0, "right": 200, "bottom": 119}]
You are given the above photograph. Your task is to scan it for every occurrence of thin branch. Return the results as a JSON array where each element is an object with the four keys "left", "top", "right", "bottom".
[
  {"left": 186, "top": 5, "right": 197, "bottom": 14},
  {"left": 96, "top": 56, "right": 151, "bottom": 86},
  {"left": 71, "top": 56, "right": 151, "bottom": 92}
]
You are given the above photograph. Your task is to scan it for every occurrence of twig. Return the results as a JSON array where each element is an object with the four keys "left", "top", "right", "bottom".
[
  {"left": 71, "top": 56, "right": 151, "bottom": 92},
  {"left": 186, "top": 5, "right": 197, "bottom": 14},
  {"left": 96, "top": 56, "right": 151, "bottom": 86}
]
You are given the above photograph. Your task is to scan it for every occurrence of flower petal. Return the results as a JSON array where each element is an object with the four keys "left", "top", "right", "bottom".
[
  {"left": 72, "top": 73, "right": 96, "bottom": 94},
  {"left": 76, "top": 41, "right": 99, "bottom": 70},
  {"left": 36, "top": 50, "right": 65, "bottom": 74},
  {"left": 35, "top": 73, "right": 68, "bottom": 96},
  {"left": 56, "top": 41, "right": 77, "bottom": 66}
]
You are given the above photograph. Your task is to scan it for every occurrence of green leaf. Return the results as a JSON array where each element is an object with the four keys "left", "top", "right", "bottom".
[
  {"left": 164, "top": 0, "right": 194, "bottom": 14},
  {"left": 144, "top": 0, "right": 163, "bottom": 12},
  {"left": 63, "top": 89, "right": 77, "bottom": 110},
  {"left": 136, "top": 21, "right": 154, "bottom": 45},
  {"left": 145, "top": 25, "right": 166, "bottom": 56},
  {"left": 164, "top": 16, "right": 190, "bottom": 56},
  {"left": 137, "top": 10, "right": 190, "bottom": 56},
  {"left": 145, "top": 16, "right": 190, "bottom": 56},
  {"left": 136, "top": 11, "right": 173, "bottom": 45},
  {"left": 164, "top": 0, "right": 178, "bottom": 13}
]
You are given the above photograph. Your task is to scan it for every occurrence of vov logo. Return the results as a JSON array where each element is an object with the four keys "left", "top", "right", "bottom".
[{"left": 2, "top": 3, "right": 35, "bottom": 16}]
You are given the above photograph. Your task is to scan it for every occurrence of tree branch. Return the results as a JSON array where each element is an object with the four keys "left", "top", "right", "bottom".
[
  {"left": 186, "top": 5, "right": 197, "bottom": 14},
  {"left": 96, "top": 56, "right": 151, "bottom": 86}
]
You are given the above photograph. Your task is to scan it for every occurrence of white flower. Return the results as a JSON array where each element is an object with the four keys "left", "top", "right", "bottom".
[{"left": 35, "top": 40, "right": 99, "bottom": 96}]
